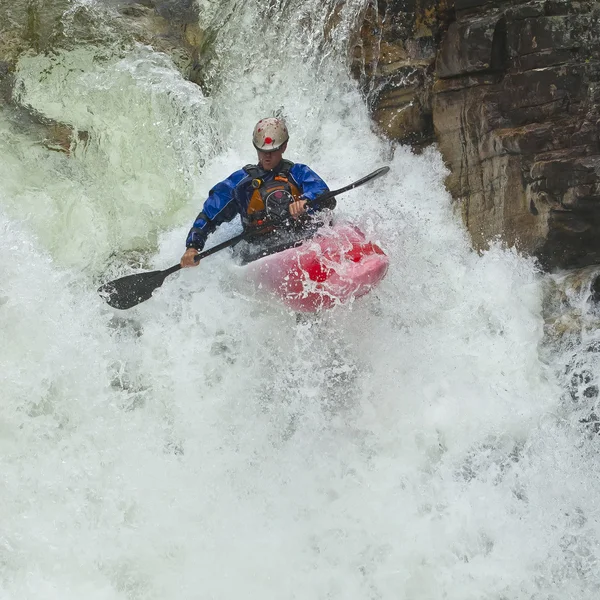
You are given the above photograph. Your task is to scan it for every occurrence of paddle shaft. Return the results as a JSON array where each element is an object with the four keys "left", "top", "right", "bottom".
[
  {"left": 312, "top": 166, "right": 389, "bottom": 205},
  {"left": 151, "top": 224, "right": 281, "bottom": 280}
]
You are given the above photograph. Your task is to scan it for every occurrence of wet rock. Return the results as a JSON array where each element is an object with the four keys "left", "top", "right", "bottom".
[
  {"left": 354, "top": 0, "right": 600, "bottom": 271},
  {"left": 153, "top": 0, "right": 197, "bottom": 23},
  {"left": 351, "top": 0, "right": 449, "bottom": 147},
  {"left": 579, "top": 413, "right": 600, "bottom": 434},
  {"left": 121, "top": 4, "right": 155, "bottom": 18},
  {"left": 542, "top": 266, "right": 600, "bottom": 433},
  {"left": 590, "top": 272, "right": 600, "bottom": 305},
  {"left": 0, "top": 0, "right": 207, "bottom": 154},
  {"left": 543, "top": 265, "right": 600, "bottom": 327},
  {"left": 0, "top": 0, "right": 72, "bottom": 61},
  {"left": 436, "top": 15, "right": 507, "bottom": 78},
  {"left": 0, "top": 91, "right": 90, "bottom": 156},
  {"left": 115, "top": 0, "right": 204, "bottom": 80},
  {"left": 0, "top": 61, "right": 14, "bottom": 105}
]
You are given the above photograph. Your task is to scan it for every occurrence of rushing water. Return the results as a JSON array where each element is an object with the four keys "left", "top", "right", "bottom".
[{"left": 2, "top": 1, "right": 600, "bottom": 598}]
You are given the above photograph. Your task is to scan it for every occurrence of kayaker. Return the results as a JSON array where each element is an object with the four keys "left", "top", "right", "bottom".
[{"left": 180, "top": 117, "right": 334, "bottom": 267}]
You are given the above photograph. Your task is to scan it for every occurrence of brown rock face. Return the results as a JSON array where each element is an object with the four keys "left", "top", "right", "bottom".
[
  {"left": 352, "top": 0, "right": 452, "bottom": 147},
  {"left": 355, "top": 0, "right": 600, "bottom": 271}
]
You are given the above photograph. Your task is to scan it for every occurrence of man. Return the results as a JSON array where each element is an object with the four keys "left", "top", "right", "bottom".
[{"left": 180, "top": 117, "right": 334, "bottom": 267}]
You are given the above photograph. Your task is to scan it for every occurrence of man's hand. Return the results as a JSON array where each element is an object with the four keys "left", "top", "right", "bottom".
[
  {"left": 180, "top": 247, "right": 200, "bottom": 268},
  {"left": 289, "top": 199, "right": 308, "bottom": 219}
]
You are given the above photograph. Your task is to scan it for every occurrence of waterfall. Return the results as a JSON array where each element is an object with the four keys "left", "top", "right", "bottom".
[{"left": 1, "top": 0, "right": 598, "bottom": 598}]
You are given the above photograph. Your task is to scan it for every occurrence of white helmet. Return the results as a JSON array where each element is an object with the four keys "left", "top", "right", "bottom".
[{"left": 252, "top": 117, "right": 289, "bottom": 152}]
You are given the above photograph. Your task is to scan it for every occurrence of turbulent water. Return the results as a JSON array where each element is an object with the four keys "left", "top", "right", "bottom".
[{"left": 2, "top": 0, "right": 600, "bottom": 598}]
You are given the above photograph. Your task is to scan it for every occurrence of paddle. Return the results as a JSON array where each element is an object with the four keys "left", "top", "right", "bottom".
[{"left": 98, "top": 166, "right": 390, "bottom": 309}]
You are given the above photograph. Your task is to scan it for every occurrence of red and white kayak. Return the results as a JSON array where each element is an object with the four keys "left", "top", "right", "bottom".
[{"left": 244, "top": 224, "right": 389, "bottom": 312}]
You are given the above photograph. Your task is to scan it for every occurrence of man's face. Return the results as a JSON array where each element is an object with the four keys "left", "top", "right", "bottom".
[{"left": 257, "top": 142, "right": 287, "bottom": 171}]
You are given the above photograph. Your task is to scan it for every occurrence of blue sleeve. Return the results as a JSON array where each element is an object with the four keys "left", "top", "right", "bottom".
[
  {"left": 186, "top": 169, "right": 248, "bottom": 250},
  {"left": 290, "top": 163, "right": 329, "bottom": 201},
  {"left": 289, "top": 163, "right": 334, "bottom": 212}
]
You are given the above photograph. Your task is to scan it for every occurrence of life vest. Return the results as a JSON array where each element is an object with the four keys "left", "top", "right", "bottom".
[{"left": 241, "top": 160, "right": 303, "bottom": 230}]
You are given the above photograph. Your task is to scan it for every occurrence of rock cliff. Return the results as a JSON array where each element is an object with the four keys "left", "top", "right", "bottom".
[{"left": 354, "top": 0, "right": 600, "bottom": 271}]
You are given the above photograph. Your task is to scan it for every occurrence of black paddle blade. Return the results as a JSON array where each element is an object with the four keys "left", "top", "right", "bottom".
[
  {"left": 350, "top": 166, "right": 390, "bottom": 188},
  {"left": 98, "top": 267, "right": 175, "bottom": 310}
]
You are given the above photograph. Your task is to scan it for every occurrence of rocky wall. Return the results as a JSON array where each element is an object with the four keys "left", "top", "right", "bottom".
[{"left": 354, "top": 0, "right": 600, "bottom": 271}]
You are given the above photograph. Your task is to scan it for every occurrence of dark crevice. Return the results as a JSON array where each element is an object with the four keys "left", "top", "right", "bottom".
[
  {"left": 530, "top": 199, "right": 539, "bottom": 215},
  {"left": 490, "top": 17, "right": 507, "bottom": 72}
]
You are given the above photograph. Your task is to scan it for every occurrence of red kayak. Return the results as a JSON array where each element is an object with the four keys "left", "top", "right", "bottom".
[{"left": 244, "top": 224, "right": 389, "bottom": 312}]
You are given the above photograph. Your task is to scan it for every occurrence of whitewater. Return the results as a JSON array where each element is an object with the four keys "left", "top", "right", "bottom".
[{"left": 1, "top": 0, "right": 600, "bottom": 598}]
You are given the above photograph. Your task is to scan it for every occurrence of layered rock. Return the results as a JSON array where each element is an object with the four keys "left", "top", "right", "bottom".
[
  {"left": 354, "top": 0, "right": 600, "bottom": 271},
  {"left": 352, "top": 0, "right": 452, "bottom": 147}
]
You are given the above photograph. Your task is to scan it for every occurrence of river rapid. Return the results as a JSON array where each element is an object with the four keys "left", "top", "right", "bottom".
[{"left": 1, "top": 0, "right": 599, "bottom": 598}]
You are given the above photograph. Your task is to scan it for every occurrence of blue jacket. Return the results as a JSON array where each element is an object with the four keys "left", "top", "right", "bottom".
[{"left": 185, "top": 161, "right": 330, "bottom": 250}]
